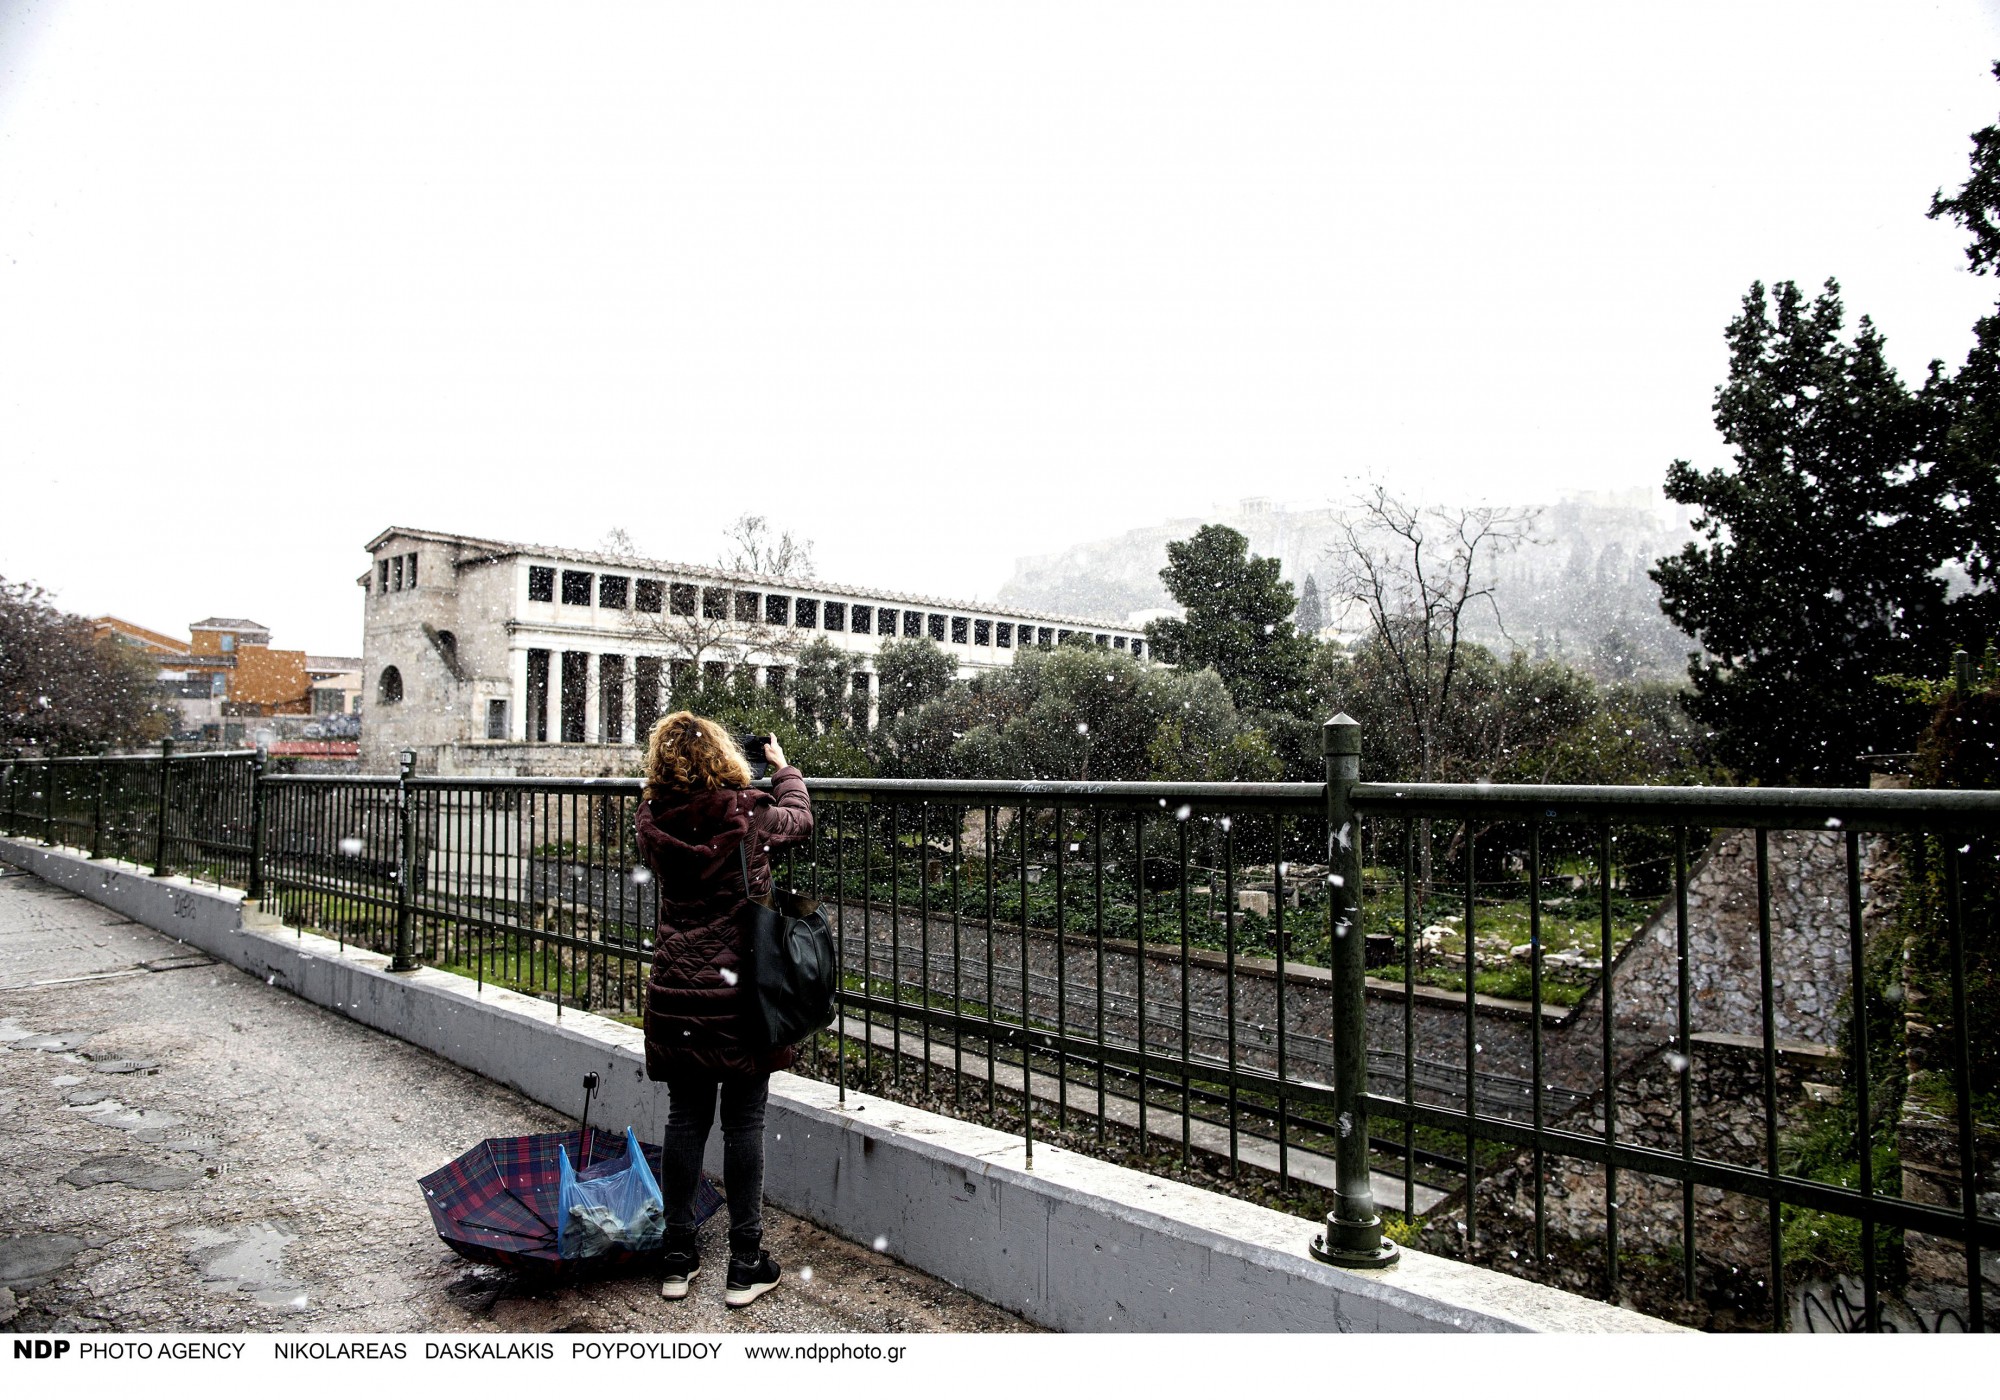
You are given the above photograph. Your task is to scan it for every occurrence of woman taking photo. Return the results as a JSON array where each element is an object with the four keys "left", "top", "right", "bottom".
[{"left": 635, "top": 712, "right": 812, "bottom": 1309}]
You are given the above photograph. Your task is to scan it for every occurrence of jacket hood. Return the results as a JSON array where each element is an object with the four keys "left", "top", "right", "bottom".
[{"left": 637, "top": 786, "right": 760, "bottom": 883}]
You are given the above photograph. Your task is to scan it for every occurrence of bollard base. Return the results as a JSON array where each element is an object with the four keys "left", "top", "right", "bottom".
[{"left": 1310, "top": 1216, "right": 1401, "bottom": 1270}]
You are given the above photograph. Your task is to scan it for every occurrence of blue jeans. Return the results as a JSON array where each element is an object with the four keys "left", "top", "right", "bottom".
[{"left": 659, "top": 1067, "right": 768, "bottom": 1260}]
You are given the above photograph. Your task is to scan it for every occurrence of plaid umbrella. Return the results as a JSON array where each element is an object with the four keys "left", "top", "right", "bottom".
[{"left": 419, "top": 1129, "right": 722, "bottom": 1273}]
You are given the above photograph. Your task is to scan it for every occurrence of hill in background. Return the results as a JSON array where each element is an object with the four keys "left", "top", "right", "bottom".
[{"left": 997, "top": 490, "right": 1697, "bottom": 682}]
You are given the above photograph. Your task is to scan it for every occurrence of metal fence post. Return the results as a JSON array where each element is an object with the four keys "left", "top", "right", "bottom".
[
  {"left": 152, "top": 738, "right": 174, "bottom": 876},
  {"left": 247, "top": 745, "right": 267, "bottom": 902},
  {"left": 43, "top": 760, "right": 55, "bottom": 846},
  {"left": 1311, "top": 712, "right": 1398, "bottom": 1268},
  {"left": 392, "top": 749, "right": 418, "bottom": 971}
]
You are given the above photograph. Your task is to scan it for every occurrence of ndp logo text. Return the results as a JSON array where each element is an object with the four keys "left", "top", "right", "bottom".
[{"left": 14, "top": 1340, "right": 72, "bottom": 1359}]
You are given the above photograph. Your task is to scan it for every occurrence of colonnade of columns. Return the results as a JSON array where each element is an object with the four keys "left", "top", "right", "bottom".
[{"left": 505, "top": 647, "right": 875, "bottom": 744}]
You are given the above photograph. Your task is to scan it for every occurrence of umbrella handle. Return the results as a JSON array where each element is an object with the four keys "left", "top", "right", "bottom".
[{"left": 580, "top": 1071, "right": 599, "bottom": 1164}]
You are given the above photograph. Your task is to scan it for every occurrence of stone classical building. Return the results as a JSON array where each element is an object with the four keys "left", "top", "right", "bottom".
[{"left": 359, "top": 526, "right": 1144, "bottom": 773}]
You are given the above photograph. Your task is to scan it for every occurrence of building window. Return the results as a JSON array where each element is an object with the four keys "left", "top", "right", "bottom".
[
  {"left": 764, "top": 666, "right": 788, "bottom": 703},
  {"left": 561, "top": 570, "right": 594, "bottom": 606},
  {"left": 702, "top": 586, "right": 728, "bottom": 620},
  {"left": 735, "top": 591, "right": 760, "bottom": 623},
  {"left": 1038, "top": 627, "right": 1054, "bottom": 646},
  {"left": 669, "top": 583, "right": 697, "bottom": 616},
  {"left": 903, "top": 610, "right": 922, "bottom": 638},
  {"left": 995, "top": 622, "right": 1012, "bottom": 648},
  {"left": 528, "top": 566, "right": 555, "bottom": 602},
  {"left": 823, "top": 601, "right": 845, "bottom": 632},
  {"left": 635, "top": 578, "right": 663, "bottom": 612},
  {"left": 635, "top": 657, "right": 662, "bottom": 737},
  {"left": 950, "top": 616, "right": 968, "bottom": 644},
  {"left": 526, "top": 650, "right": 550, "bottom": 741},
  {"left": 220, "top": 634, "right": 236, "bottom": 653},
  {"left": 600, "top": 654, "right": 625, "bottom": 743},
  {"left": 765, "top": 594, "right": 790, "bottom": 626},
  {"left": 560, "top": 652, "right": 588, "bottom": 742},
  {"left": 974, "top": 619, "right": 991, "bottom": 646},
  {"left": 1058, "top": 630, "right": 1073, "bottom": 644},
  {"left": 1095, "top": 633, "right": 1109, "bottom": 647},
  {"left": 927, "top": 614, "right": 946, "bottom": 642},
  {"left": 377, "top": 666, "right": 403, "bottom": 705},
  {"left": 211, "top": 672, "right": 228, "bottom": 697},
  {"left": 878, "top": 607, "right": 897, "bottom": 636},
  {"left": 851, "top": 605, "right": 872, "bottom": 633},
  {"left": 392, "top": 556, "right": 404, "bottom": 591},
  {"left": 436, "top": 630, "right": 458, "bottom": 673},
  {"left": 668, "top": 659, "right": 695, "bottom": 698},
  {"left": 486, "top": 699, "right": 508, "bottom": 739},
  {"left": 378, "top": 558, "right": 391, "bottom": 592},
  {"left": 850, "top": 671, "right": 872, "bottom": 731},
  {"left": 407, "top": 553, "right": 418, "bottom": 588},
  {"left": 599, "top": 575, "right": 630, "bottom": 609},
  {"left": 702, "top": 660, "right": 726, "bottom": 690},
  {"left": 794, "top": 598, "right": 819, "bottom": 629},
  {"left": 1114, "top": 636, "right": 1127, "bottom": 649},
  {"left": 1131, "top": 640, "right": 1144, "bottom": 660}
]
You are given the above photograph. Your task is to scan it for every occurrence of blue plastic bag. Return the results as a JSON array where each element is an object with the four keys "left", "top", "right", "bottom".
[{"left": 556, "top": 1127, "right": 666, "bottom": 1260}]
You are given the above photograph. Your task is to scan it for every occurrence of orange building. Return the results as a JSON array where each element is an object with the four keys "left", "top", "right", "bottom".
[{"left": 93, "top": 615, "right": 316, "bottom": 721}]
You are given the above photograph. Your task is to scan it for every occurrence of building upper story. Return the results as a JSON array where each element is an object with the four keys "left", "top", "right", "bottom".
[
  {"left": 359, "top": 525, "right": 1146, "bottom": 772},
  {"left": 93, "top": 615, "right": 337, "bottom": 739}
]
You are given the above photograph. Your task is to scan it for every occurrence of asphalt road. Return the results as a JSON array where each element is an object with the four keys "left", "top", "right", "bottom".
[{"left": 0, "top": 863, "right": 1035, "bottom": 1334}]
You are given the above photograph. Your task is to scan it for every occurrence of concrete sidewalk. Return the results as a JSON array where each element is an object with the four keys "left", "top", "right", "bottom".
[{"left": 0, "top": 865, "right": 1036, "bottom": 1334}]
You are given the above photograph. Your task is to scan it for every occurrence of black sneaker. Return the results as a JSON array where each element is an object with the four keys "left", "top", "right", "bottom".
[
  {"left": 724, "top": 1250, "right": 780, "bottom": 1308},
  {"left": 658, "top": 1242, "right": 700, "bottom": 1301}
]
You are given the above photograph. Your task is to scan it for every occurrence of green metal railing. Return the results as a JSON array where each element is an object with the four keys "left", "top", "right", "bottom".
[{"left": 3, "top": 726, "right": 1995, "bottom": 1331}]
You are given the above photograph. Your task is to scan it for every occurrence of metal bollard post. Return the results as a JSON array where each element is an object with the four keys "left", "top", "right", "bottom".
[
  {"left": 1311, "top": 713, "right": 1398, "bottom": 1268},
  {"left": 152, "top": 738, "right": 174, "bottom": 876},
  {"left": 392, "top": 749, "right": 418, "bottom": 971},
  {"left": 247, "top": 745, "right": 267, "bottom": 902},
  {"left": 43, "top": 760, "right": 55, "bottom": 846}
]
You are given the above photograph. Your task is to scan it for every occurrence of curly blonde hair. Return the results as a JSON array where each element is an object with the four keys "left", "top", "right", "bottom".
[{"left": 643, "top": 711, "right": 752, "bottom": 799}]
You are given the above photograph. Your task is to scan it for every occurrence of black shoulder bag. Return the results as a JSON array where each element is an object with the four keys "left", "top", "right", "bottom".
[{"left": 737, "top": 841, "right": 838, "bottom": 1050}]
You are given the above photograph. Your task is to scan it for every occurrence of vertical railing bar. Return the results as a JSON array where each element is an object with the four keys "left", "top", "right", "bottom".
[
  {"left": 1529, "top": 822, "right": 1545, "bottom": 1266},
  {"left": 985, "top": 805, "right": 997, "bottom": 1121},
  {"left": 1019, "top": 799, "right": 1033, "bottom": 1168},
  {"left": 1755, "top": 826, "right": 1780, "bottom": 1331},
  {"left": 1464, "top": 821, "right": 1478, "bottom": 1249},
  {"left": 1274, "top": 814, "right": 1290, "bottom": 1190},
  {"left": 1944, "top": 841, "right": 1984, "bottom": 1333},
  {"left": 921, "top": 802, "right": 933, "bottom": 1096},
  {"left": 1844, "top": 827, "right": 1877, "bottom": 1331},
  {"left": 834, "top": 802, "right": 846, "bottom": 1106},
  {"left": 890, "top": 804, "right": 901, "bottom": 1085},
  {"left": 1600, "top": 820, "right": 1618, "bottom": 1299},
  {"left": 1224, "top": 818, "right": 1239, "bottom": 1176},
  {"left": 1135, "top": 807, "right": 1148, "bottom": 1150},
  {"left": 1095, "top": 806, "right": 1107, "bottom": 1143},
  {"left": 1054, "top": 800, "right": 1067, "bottom": 1131},
  {"left": 1675, "top": 824, "right": 1694, "bottom": 1303},
  {"left": 1178, "top": 815, "right": 1192, "bottom": 1170},
  {"left": 952, "top": 808, "right": 963, "bottom": 1109},
  {"left": 863, "top": 805, "right": 874, "bottom": 1079},
  {"left": 1405, "top": 819, "right": 1418, "bottom": 1222}
]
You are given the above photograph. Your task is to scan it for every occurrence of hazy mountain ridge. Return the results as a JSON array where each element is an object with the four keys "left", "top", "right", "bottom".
[{"left": 997, "top": 493, "right": 1699, "bottom": 681}]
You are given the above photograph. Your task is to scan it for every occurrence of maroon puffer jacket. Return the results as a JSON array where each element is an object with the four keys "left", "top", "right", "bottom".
[{"left": 637, "top": 766, "right": 814, "bottom": 1078}]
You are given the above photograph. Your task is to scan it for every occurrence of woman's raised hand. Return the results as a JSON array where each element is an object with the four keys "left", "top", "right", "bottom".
[{"left": 763, "top": 735, "right": 787, "bottom": 770}]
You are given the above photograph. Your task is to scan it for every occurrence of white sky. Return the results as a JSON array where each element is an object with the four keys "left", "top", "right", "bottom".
[{"left": 3, "top": 1, "right": 1999, "bottom": 656}]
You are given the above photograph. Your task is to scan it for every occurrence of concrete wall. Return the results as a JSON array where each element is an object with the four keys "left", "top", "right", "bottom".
[{"left": 0, "top": 833, "right": 1676, "bottom": 1333}]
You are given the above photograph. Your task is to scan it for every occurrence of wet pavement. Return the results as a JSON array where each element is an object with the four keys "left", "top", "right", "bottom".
[{"left": 0, "top": 863, "right": 1037, "bottom": 1334}]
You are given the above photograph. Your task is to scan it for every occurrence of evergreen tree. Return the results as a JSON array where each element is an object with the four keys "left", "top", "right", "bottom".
[
  {"left": 1144, "top": 525, "right": 1316, "bottom": 716},
  {"left": 1651, "top": 279, "right": 1966, "bottom": 784},
  {"left": 1295, "top": 572, "right": 1325, "bottom": 635}
]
